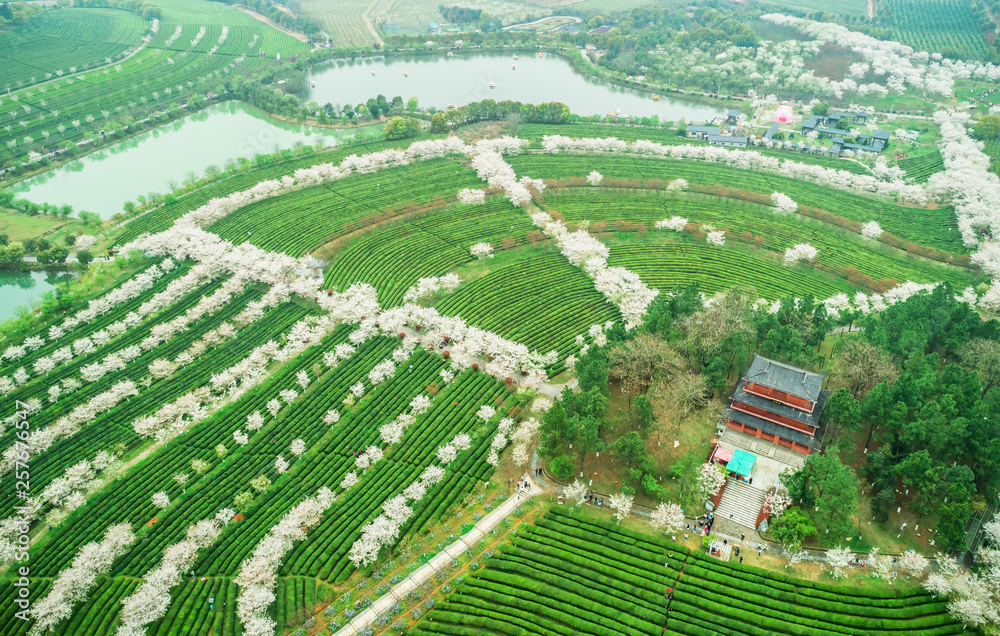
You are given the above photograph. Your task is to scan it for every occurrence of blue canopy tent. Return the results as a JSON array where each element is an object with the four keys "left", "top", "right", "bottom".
[{"left": 726, "top": 449, "right": 756, "bottom": 478}]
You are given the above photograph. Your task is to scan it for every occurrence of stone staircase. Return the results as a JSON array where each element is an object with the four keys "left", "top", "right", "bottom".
[
  {"left": 719, "top": 428, "right": 806, "bottom": 470},
  {"left": 714, "top": 479, "right": 767, "bottom": 530}
]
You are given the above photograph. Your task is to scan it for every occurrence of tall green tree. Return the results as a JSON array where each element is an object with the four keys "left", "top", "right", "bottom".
[
  {"left": 632, "top": 393, "right": 654, "bottom": 436},
  {"left": 576, "top": 345, "right": 610, "bottom": 395},
  {"left": 770, "top": 507, "right": 816, "bottom": 550},
  {"left": 822, "top": 388, "right": 861, "bottom": 441},
  {"left": 613, "top": 431, "right": 647, "bottom": 469}
]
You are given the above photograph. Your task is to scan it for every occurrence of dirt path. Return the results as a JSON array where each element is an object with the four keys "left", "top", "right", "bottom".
[
  {"left": 22, "top": 438, "right": 164, "bottom": 553},
  {"left": 363, "top": 0, "right": 384, "bottom": 46},
  {"left": 236, "top": 6, "right": 311, "bottom": 43}
]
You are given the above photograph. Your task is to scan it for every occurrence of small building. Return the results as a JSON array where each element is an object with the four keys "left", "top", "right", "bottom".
[
  {"left": 725, "top": 109, "right": 742, "bottom": 125},
  {"left": 686, "top": 125, "right": 719, "bottom": 141},
  {"left": 709, "top": 134, "right": 748, "bottom": 148},
  {"left": 725, "top": 355, "right": 828, "bottom": 455},
  {"left": 801, "top": 115, "right": 842, "bottom": 138},
  {"left": 872, "top": 129, "right": 891, "bottom": 150},
  {"left": 588, "top": 25, "right": 611, "bottom": 34}
]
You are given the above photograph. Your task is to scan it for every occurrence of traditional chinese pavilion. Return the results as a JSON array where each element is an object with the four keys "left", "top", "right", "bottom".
[{"left": 725, "top": 355, "right": 827, "bottom": 455}]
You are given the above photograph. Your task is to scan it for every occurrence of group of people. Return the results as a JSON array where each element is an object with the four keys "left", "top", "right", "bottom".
[
  {"left": 584, "top": 490, "right": 604, "bottom": 507},
  {"left": 968, "top": 85, "right": 1000, "bottom": 109},
  {"left": 692, "top": 513, "right": 715, "bottom": 536}
]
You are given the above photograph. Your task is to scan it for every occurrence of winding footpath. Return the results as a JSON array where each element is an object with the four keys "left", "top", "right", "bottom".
[{"left": 334, "top": 475, "right": 542, "bottom": 636}]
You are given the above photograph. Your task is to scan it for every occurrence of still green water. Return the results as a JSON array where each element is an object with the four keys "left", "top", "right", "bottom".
[
  {"left": 13, "top": 53, "right": 722, "bottom": 220},
  {"left": 10, "top": 102, "right": 384, "bottom": 218},
  {"left": 308, "top": 51, "right": 724, "bottom": 122},
  {"left": 0, "top": 270, "right": 77, "bottom": 322}
]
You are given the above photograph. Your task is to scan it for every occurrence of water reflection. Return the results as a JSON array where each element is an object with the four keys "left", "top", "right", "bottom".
[
  {"left": 0, "top": 270, "right": 77, "bottom": 321},
  {"left": 308, "top": 51, "right": 723, "bottom": 122},
  {"left": 10, "top": 102, "right": 384, "bottom": 219}
]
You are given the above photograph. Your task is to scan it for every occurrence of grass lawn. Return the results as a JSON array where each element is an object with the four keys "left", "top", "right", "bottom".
[{"left": 0, "top": 211, "right": 80, "bottom": 244}]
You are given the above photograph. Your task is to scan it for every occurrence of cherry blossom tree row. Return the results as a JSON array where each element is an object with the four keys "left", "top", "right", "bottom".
[
  {"left": 340, "top": 388, "right": 436, "bottom": 492},
  {"left": 372, "top": 302, "right": 555, "bottom": 389},
  {"left": 0, "top": 448, "right": 122, "bottom": 565},
  {"left": 130, "top": 311, "right": 344, "bottom": 442},
  {"left": 0, "top": 287, "right": 310, "bottom": 472},
  {"left": 125, "top": 195, "right": 558, "bottom": 389},
  {"left": 0, "top": 379, "right": 138, "bottom": 475},
  {"left": 172, "top": 137, "right": 517, "bottom": 231},
  {"left": 530, "top": 210, "right": 658, "bottom": 328},
  {"left": 0, "top": 259, "right": 175, "bottom": 366},
  {"left": 76, "top": 276, "right": 253, "bottom": 388},
  {"left": 235, "top": 487, "right": 336, "bottom": 636},
  {"left": 348, "top": 430, "right": 475, "bottom": 569},
  {"left": 507, "top": 416, "right": 541, "bottom": 467},
  {"left": 541, "top": 135, "right": 928, "bottom": 203},
  {"left": 930, "top": 111, "right": 1000, "bottom": 248},
  {"left": 123, "top": 225, "right": 558, "bottom": 387},
  {"left": 402, "top": 273, "right": 462, "bottom": 304},
  {"left": 762, "top": 14, "right": 1000, "bottom": 96},
  {"left": 115, "top": 509, "right": 236, "bottom": 636},
  {"left": 28, "top": 523, "right": 135, "bottom": 636},
  {"left": 2, "top": 264, "right": 234, "bottom": 392},
  {"left": 470, "top": 150, "right": 537, "bottom": 207},
  {"left": 926, "top": 519, "right": 1000, "bottom": 627}
]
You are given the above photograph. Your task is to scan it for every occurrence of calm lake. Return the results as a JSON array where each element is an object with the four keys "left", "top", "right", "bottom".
[
  {"left": 0, "top": 270, "right": 77, "bottom": 323},
  {"left": 13, "top": 52, "right": 722, "bottom": 219},
  {"left": 307, "top": 51, "right": 724, "bottom": 122},
  {"left": 10, "top": 102, "right": 384, "bottom": 219}
]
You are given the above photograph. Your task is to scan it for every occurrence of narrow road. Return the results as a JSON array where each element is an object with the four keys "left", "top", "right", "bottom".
[
  {"left": 362, "top": 0, "right": 384, "bottom": 46},
  {"left": 335, "top": 475, "right": 542, "bottom": 636},
  {"left": 236, "top": 6, "right": 310, "bottom": 43}
]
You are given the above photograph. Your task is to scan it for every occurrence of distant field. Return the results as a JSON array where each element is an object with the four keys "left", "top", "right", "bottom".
[
  {"left": 299, "top": 0, "right": 656, "bottom": 46},
  {"left": 297, "top": 0, "right": 375, "bottom": 47},
  {"left": 0, "top": 0, "right": 310, "bottom": 167},
  {"left": 736, "top": 0, "right": 869, "bottom": 15},
  {"left": 0, "top": 8, "right": 148, "bottom": 87},
  {"left": 886, "top": 0, "right": 989, "bottom": 59}
]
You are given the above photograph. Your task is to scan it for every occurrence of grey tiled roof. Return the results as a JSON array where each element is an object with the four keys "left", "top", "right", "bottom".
[
  {"left": 727, "top": 407, "right": 824, "bottom": 450},
  {"left": 744, "top": 355, "right": 824, "bottom": 401}
]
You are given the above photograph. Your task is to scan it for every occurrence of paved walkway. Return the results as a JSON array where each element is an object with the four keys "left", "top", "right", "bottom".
[{"left": 334, "top": 475, "right": 542, "bottom": 636}]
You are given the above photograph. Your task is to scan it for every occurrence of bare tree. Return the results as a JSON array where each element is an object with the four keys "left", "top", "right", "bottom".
[
  {"left": 832, "top": 338, "right": 898, "bottom": 398},
  {"left": 667, "top": 370, "right": 708, "bottom": 417},
  {"left": 959, "top": 339, "right": 1000, "bottom": 396},
  {"left": 679, "top": 286, "right": 756, "bottom": 357},
  {"left": 607, "top": 334, "right": 681, "bottom": 395}
]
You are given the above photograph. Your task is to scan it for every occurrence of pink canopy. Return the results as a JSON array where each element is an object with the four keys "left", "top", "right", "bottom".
[
  {"left": 773, "top": 105, "right": 794, "bottom": 123},
  {"left": 713, "top": 447, "right": 734, "bottom": 463}
]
